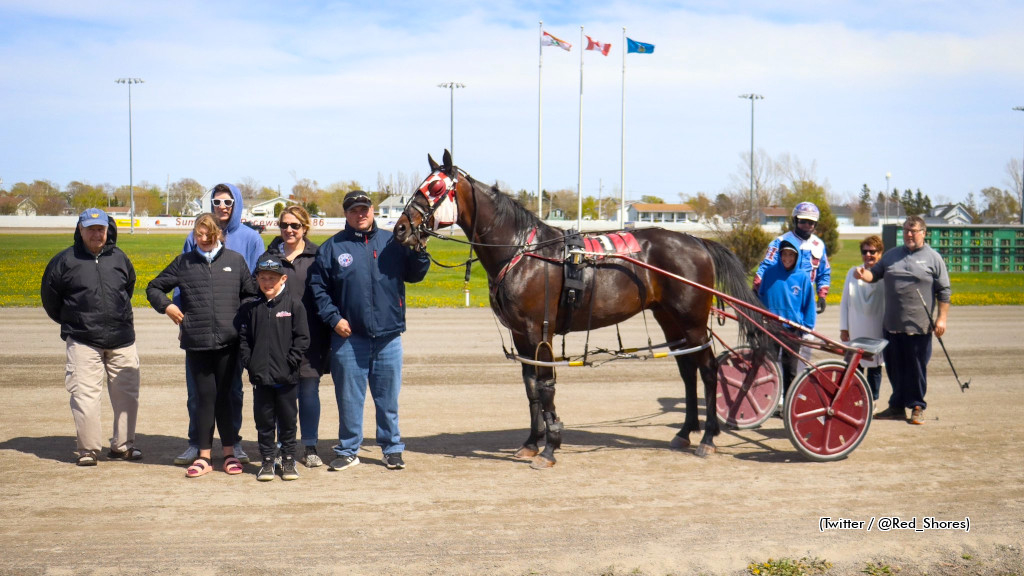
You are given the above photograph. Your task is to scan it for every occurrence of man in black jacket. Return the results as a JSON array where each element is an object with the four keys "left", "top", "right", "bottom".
[
  {"left": 238, "top": 255, "right": 310, "bottom": 481},
  {"left": 41, "top": 209, "right": 142, "bottom": 466}
]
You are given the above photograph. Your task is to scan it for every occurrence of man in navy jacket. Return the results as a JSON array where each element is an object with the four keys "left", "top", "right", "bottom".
[{"left": 308, "top": 190, "right": 430, "bottom": 471}]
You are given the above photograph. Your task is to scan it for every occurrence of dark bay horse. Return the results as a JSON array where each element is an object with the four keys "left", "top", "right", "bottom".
[{"left": 394, "top": 151, "right": 763, "bottom": 468}]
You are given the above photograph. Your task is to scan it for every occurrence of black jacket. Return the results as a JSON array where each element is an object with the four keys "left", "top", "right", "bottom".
[
  {"left": 146, "top": 245, "right": 257, "bottom": 351},
  {"left": 237, "top": 283, "right": 310, "bottom": 387},
  {"left": 260, "top": 237, "right": 330, "bottom": 378},
  {"left": 41, "top": 219, "right": 136, "bottom": 349}
]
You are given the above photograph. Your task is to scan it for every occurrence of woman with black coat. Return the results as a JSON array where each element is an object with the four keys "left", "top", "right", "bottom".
[{"left": 147, "top": 213, "right": 258, "bottom": 478}]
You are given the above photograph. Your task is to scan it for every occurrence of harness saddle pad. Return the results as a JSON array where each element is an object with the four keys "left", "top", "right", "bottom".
[{"left": 582, "top": 232, "right": 641, "bottom": 258}]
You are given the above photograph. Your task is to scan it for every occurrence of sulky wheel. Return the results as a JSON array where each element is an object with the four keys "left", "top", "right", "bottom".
[
  {"left": 783, "top": 360, "right": 873, "bottom": 462},
  {"left": 715, "top": 346, "right": 782, "bottom": 430}
]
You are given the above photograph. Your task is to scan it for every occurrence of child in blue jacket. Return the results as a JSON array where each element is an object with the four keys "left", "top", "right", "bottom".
[{"left": 758, "top": 240, "right": 817, "bottom": 399}]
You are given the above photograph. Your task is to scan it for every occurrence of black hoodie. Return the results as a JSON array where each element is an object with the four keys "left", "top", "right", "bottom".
[{"left": 41, "top": 219, "right": 137, "bottom": 349}]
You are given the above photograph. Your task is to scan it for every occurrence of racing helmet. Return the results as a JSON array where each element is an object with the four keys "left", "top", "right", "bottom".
[{"left": 792, "top": 202, "right": 820, "bottom": 222}]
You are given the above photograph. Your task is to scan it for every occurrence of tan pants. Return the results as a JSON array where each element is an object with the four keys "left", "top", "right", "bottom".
[{"left": 64, "top": 338, "right": 140, "bottom": 454}]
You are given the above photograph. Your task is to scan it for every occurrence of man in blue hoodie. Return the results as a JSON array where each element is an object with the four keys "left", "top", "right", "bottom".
[{"left": 173, "top": 183, "right": 265, "bottom": 466}]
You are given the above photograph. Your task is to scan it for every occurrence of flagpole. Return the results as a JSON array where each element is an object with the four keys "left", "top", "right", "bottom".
[
  {"left": 577, "top": 25, "right": 584, "bottom": 231},
  {"left": 620, "top": 27, "right": 626, "bottom": 228},
  {"left": 538, "top": 21, "right": 544, "bottom": 220}
]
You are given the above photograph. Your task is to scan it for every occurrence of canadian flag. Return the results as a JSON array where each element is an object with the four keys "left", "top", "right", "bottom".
[{"left": 585, "top": 35, "right": 611, "bottom": 56}]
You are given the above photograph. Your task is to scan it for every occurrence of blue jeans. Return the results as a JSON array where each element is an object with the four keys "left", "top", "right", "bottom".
[
  {"left": 330, "top": 332, "right": 404, "bottom": 457},
  {"left": 185, "top": 355, "right": 244, "bottom": 447},
  {"left": 298, "top": 376, "right": 321, "bottom": 447}
]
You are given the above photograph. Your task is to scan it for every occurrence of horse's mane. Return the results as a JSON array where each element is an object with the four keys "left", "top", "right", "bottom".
[{"left": 466, "top": 175, "right": 548, "bottom": 237}]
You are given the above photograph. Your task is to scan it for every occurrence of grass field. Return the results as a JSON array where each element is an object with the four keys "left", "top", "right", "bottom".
[{"left": 6, "top": 232, "right": 1021, "bottom": 307}]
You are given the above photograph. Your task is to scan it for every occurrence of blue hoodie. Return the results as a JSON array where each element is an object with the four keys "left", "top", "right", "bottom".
[
  {"left": 181, "top": 183, "right": 265, "bottom": 271},
  {"left": 758, "top": 258, "right": 817, "bottom": 330}
]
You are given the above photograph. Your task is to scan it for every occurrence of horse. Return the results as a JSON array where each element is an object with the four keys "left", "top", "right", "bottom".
[{"left": 394, "top": 151, "right": 765, "bottom": 468}]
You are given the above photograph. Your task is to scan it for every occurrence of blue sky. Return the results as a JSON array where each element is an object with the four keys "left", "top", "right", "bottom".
[{"left": 2, "top": 0, "right": 1023, "bottom": 206}]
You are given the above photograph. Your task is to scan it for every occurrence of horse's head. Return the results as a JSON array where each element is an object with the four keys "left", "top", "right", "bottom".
[{"left": 393, "top": 150, "right": 460, "bottom": 250}]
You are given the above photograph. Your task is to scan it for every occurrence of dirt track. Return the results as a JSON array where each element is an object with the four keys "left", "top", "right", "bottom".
[{"left": 1, "top": 306, "right": 1021, "bottom": 575}]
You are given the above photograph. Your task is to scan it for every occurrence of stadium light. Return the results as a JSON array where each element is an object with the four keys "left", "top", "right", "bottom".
[{"left": 116, "top": 78, "right": 144, "bottom": 233}]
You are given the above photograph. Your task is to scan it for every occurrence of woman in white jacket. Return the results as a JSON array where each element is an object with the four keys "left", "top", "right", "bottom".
[{"left": 839, "top": 235, "right": 886, "bottom": 400}]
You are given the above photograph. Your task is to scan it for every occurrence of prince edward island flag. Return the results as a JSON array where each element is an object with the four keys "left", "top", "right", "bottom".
[{"left": 627, "top": 38, "right": 654, "bottom": 54}]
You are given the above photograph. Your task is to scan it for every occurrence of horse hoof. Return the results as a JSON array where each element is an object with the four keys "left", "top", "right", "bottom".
[
  {"left": 514, "top": 446, "right": 539, "bottom": 460},
  {"left": 669, "top": 435, "right": 691, "bottom": 451},
  {"left": 530, "top": 456, "right": 555, "bottom": 469},
  {"left": 695, "top": 443, "right": 716, "bottom": 458}
]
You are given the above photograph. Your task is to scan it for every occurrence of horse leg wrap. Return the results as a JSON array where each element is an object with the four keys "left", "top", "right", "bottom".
[{"left": 545, "top": 414, "right": 564, "bottom": 434}]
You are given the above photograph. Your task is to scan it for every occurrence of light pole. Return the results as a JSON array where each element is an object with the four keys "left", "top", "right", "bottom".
[
  {"left": 438, "top": 82, "right": 465, "bottom": 160},
  {"left": 116, "top": 78, "right": 143, "bottom": 234},
  {"left": 1014, "top": 107, "right": 1024, "bottom": 224},
  {"left": 884, "top": 172, "right": 891, "bottom": 224},
  {"left": 739, "top": 93, "right": 763, "bottom": 218}
]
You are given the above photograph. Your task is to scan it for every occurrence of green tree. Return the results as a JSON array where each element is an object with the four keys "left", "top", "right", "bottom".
[
  {"left": 683, "top": 192, "right": 715, "bottom": 221},
  {"left": 0, "top": 193, "right": 19, "bottom": 215},
  {"left": 66, "top": 181, "right": 108, "bottom": 212},
  {"left": 167, "top": 178, "right": 205, "bottom": 215},
  {"left": 979, "top": 186, "right": 1021, "bottom": 223},
  {"left": 714, "top": 193, "right": 735, "bottom": 218},
  {"left": 900, "top": 189, "right": 916, "bottom": 216},
  {"left": 639, "top": 195, "right": 664, "bottom": 204},
  {"left": 964, "top": 192, "right": 981, "bottom": 222},
  {"left": 257, "top": 186, "right": 279, "bottom": 201},
  {"left": 717, "top": 221, "right": 774, "bottom": 273},
  {"left": 780, "top": 180, "right": 839, "bottom": 258},
  {"left": 318, "top": 180, "right": 363, "bottom": 217},
  {"left": 853, "top": 184, "right": 872, "bottom": 226}
]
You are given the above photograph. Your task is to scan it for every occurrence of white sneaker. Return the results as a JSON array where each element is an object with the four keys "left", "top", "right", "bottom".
[
  {"left": 173, "top": 445, "right": 199, "bottom": 466},
  {"left": 233, "top": 444, "right": 250, "bottom": 464}
]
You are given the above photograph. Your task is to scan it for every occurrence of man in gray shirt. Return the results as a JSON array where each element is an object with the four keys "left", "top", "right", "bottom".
[{"left": 855, "top": 215, "right": 951, "bottom": 425}]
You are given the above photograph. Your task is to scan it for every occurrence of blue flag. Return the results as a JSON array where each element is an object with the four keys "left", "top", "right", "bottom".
[{"left": 627, "top": 38, "right": 654, "bottom": 54}]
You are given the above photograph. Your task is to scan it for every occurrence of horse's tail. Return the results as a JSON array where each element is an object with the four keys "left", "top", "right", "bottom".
[{"left": 698, "top": 237, "right": 767, "bottom": 350}]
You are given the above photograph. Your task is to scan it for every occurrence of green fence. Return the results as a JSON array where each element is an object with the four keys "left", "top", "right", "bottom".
[{"left": 882, "top": 224, "right": 1024, "bottom": 273}]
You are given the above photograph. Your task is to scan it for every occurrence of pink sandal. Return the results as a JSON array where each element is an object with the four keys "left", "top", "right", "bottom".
[
  {"left": 222, "top": 456, "right": 243, "bottom": 475},
  {"left": 185, "top": 457, "right": 212, "bottom": 478}
]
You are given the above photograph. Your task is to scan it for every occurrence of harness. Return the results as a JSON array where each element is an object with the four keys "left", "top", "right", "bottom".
[{"left": 400, "top": 166, "right": 710, "bottom": 367}]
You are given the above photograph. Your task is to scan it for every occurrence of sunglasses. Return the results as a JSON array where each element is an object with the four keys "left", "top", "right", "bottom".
[
  {"left": 211, "top": 198, "right": 234, "bottom": 207},
  {"left": 796, "top": 218, "right": 816, "bottom": 226},
  {"left": 861, "top": 249, "right": 878, "bottom": 255},
  {"left": 279, "top": 222, "right": 303, "bottom": 230},
  {"left": 257, "top": 259, "right": 282, "bottom": 272}
]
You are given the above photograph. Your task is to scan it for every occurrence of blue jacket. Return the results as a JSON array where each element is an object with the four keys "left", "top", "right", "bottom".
[
  {"left": 758, "top": 261, "right": 816, "bottom": 330},
  {"left": 308, "top": 222, "right": 430, "bottom": 339},
  {"left": 182, "top": 183, "right": 265, "bottom": 271},
  {"left": 755, "top": 230, "right": 831, "bottom": 295}
]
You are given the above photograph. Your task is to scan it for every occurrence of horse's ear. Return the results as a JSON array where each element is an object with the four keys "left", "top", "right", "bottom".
[
  {"left": 442, "top": 149, "right": 453, "bottom": 171},
  {"left": 428, "top": 154, "right": 439, "bottom": 172}
]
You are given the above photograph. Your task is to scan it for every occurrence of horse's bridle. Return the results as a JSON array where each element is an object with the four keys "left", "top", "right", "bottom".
[{"left": 400, "top": 167, "right": 461, "bottom": 246}]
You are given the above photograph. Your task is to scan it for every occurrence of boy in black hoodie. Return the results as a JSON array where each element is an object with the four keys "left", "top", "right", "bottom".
[{"left": 238, "top": 255, "right": 310, "bottom": 481}]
